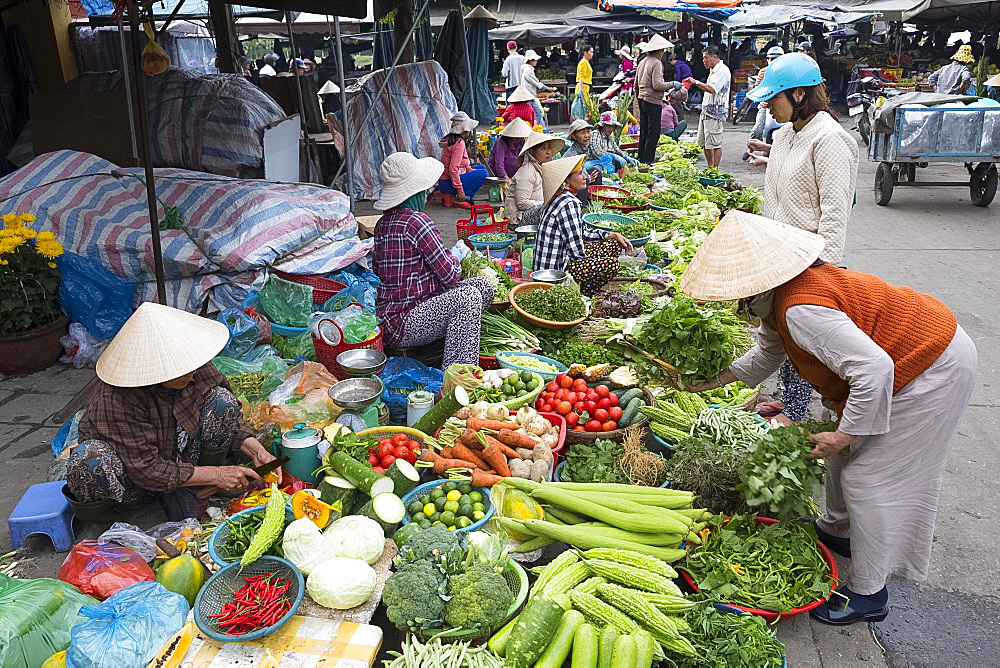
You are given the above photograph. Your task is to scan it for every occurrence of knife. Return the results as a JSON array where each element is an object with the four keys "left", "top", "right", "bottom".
[{"left": 196, "top": 456, "right": 290, "bottom": 499}]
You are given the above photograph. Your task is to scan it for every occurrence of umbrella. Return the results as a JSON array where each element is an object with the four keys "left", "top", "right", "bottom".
[
  {"left": 465, "top": 5, "right": 497, "bottom": 125},
  {"left": 434, "top": 9, "right": 473, "bottom": 120}
]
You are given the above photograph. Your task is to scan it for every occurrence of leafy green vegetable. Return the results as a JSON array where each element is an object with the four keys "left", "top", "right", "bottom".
[
  {"left": 551, "top": 339, "right": 624, "bottom": 368},
  {"left": 560, "top": 438, "right": 629, "bottom": 484},
  {"left": 664, "top": 435, "right": 753, "bottom": 516},
  {"left": 672, "top": 595, "right": 786, "bottom": 668},
  {"left": 461, "top": 251, "right": 514, "bottom": 302},
  {"left": 635, "top": 296, "right": 737, "bottom": 385},
  {"left": 698, "top": 167, "right": 734, "bottom": 180},
  {"left": 514, "top": 285, "right": 585, "bottom": 322},
  {"left": 643, "top": 242, "right": 665, "bottom": 264}
]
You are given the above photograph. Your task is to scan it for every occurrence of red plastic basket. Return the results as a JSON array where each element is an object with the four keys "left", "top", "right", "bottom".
[
  {"left": 310, "top": 307, "right": 385, "bottom": 380},
  {"left": 680, "top": 517, "right": 839, "bottom": 623},
  {"left": 457, "top": 204, "right": 509, "bottom": 242},
  {"left": 606, "top": 204, "right": 643, "bottom": 213},
  {"left": 272, "top": 270, "right": 347, "bottom": 304},
  {"left": 588, "top": 185, "right": 630, "bottom": 203}
]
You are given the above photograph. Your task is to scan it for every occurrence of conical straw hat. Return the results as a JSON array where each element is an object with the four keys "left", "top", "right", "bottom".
[
  {"left": 519, "top": 131, "right": 565, "bottom": 158},
  {"left": 679, "top": 210, "right": 826, "bottom": 301},
  {"left": 644, "top": 34, "right": 673, "bottom": 53},
  {"left": 507, "top": 85, "right": 534, "bottom": 103},
  {"left": 500, "top": 116, "right": 532, "bottom": 138},
  {"left": 541, "top": 155, "right": 585, "bottom": 204},
  {"left": 984, "top": 72, "right": 1000, "bottom": 87},
  {"left": 96, "top": 302, "right": 231, "bottom": 387}
]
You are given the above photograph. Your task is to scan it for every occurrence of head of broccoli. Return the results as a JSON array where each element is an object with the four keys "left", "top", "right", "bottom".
[
  {"left": 381, "top": 560, "right": 446, "bottom": 634},
  {"left": 443, "top": 563, "right": 514, "bottom": 636},
  {"left": 394, "top": 525, "right": 467, "bottom": 574}
]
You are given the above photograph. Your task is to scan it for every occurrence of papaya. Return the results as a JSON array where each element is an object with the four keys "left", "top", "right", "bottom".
[
  {"left": 147, "top": 621, "right": 194, "bottom": 668},
  {"left": 155, "top": 554, "right": 205, "bottom": 607},
  {"left": 41, "top": 651, "right": 66, "bottom": 668},
  {"left": 290, "top": 489, "right": 335, "bottom": 528},
  {"left": 500, "top": 488, "right": 544, "bottom": 540}
]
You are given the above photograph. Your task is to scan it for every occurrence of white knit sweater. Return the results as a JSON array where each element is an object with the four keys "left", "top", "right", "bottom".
[{"left": 762, "top": 111, "right": 858, "bottom": 264}]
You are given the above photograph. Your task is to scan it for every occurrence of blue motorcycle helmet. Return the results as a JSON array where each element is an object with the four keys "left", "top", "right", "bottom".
[{"left": 747, "top": 52, "right": 822, "bottom": 102}]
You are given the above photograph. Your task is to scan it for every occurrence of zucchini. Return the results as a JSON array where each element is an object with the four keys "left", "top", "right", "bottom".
[
  {"left": 517, "top": 519, "right": 688, "bottom": 561},
  {"left": 318, "top": 475, "right": 356, "bottom": 509},
  {"left": 611, "top": 634, "right": 636, "bottom": 668},
  {"left": 392, "top": 522, "right": 422, "bottom": 548},
  {"left": 571, "top": 622, "right": 599, "bottom": 668},
  {"left": 597, "top": 625, "right": 618, "bottom": 668},
  {"left": 355, "top": 492, "right": 405, "bottom": 534},
  {"left": 505, "top": 596, "right": 566, "bottom": 668},
  {"left": 535, "top": 610, "right": 585, "bottom": 668},
  {"left": 513, "top": 535, "right": 556, "bottom": 553},
  {"left": 385, "top": 459, "right": 419, "bottom": 498},
  {"left": 618, "top": 397, "right": 644, "bottom": 428},
  {"left": 632, "top": 630, "right": 655, "bottom": 668},
  {"left": 328, "top": 451, "right": 394, "bottom": 497},
  {"left": 411, "top": 386, "right": 469, "bottom": 435},
  {"left": 618, "top": 388, "right": 643, "bottom": 406},
  {"left": 487, "top": 615, "right": 519, "bottom": 657}
]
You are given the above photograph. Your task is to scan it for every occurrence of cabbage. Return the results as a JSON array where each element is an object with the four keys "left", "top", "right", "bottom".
[
  {"left": 323, "top": 515, "right": 386, "bottom": 564},
  {"left": 283, "top": 517, "right": 333, "bottom": 575},
  {"left": 306, "top": 557, "right": 376, "bottom": 609}
]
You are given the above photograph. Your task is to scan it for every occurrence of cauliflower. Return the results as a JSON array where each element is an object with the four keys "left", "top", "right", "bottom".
[{"left": 443, "top": 563, "right": 514, "bottom": 635}]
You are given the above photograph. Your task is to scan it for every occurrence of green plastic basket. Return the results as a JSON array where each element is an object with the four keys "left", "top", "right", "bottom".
[{"left": 583, "top": 212, "right": 636, "bottom": 231}]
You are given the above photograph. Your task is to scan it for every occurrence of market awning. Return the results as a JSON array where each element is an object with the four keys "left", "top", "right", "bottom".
[
  {"left": 757, "top": 0, "right": 994, "bottom": 24},
  {"left": 598, "top": 0, "right": 742, "bottom": 9},
  {"left": 488, "top": 23, "right": 583, "bottom": 44},
  {"left": 720, "top": 5, "right": 874, "bottom": 29}
]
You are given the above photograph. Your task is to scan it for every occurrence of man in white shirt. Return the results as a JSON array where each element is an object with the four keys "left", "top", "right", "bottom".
[
  {"left": 685, "top": 45, "right": 731, "bottom": 168},
  {"left": 521, "top": 50, "right": 555, "bottom": 130},
  {"left": 501, "top": 41, "right": 525, "bottom": 99},
  {"left": 259, "top": 53, "right": 277, "bottom": 77}
]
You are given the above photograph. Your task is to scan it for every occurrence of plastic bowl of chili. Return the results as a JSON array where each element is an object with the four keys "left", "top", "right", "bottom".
[{"left": 194, "top": 556, "right": 304, "bottom": 641}]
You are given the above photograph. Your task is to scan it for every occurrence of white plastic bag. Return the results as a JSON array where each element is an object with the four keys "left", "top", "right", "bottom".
[{"left": 59, "top": 322, "right": 104, "bottom": 368}]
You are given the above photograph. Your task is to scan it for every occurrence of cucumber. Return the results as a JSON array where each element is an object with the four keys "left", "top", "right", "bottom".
[
  {"left": 386, "top": 459, "right": 420, "bottom": 498},
  {"left": 632, "top": 630, "right": 655, "bottom": 668},
  {"left": 597, "top": 625, "right": 618, "bottom": 668},
  {"left": 319, "top": 475, "right": 356, "bottom": 510},
  {"left": 571, "top": 622, "right": 599, "bottom": 668},
  {"left": 505, "top": 596, "right": 566, "bottom": 668},
  {"left": 487, "top": 615, "right": 519, "bottom": 657},
  {"left": 392, "top": 522, "right": 422, "bottom": 548},
  {"left": 618, "top": 397, "right": 644, "bottom": 428},
  {"left": 610, "top": 634, "right": 635, "bottom": 668},
  {"left": 535, "top": 609, "right": 585, "bottom": 668},
  {"left": 328, "top": 451, "right": 394, "bottom": 497},
  {"left": 355, "top": 492, "right": 405, "bottom": 535},
  {"left": 411, "top": 386, "right": 469, "bottom": 435},
  {"left": 618, "top": 388, "right": 643, "bottom": 406}
]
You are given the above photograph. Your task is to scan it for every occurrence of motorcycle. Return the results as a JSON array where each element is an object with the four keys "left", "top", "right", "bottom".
[
  {"left": 732, "top": 95, "right": 758, "bottom": 125},
  {"left": 847, "top": 76, "right": 891, "bottom": 145}
]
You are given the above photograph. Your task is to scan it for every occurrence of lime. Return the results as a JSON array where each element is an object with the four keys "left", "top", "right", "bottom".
[
  {"left": 520, "top": 370, "right": 533, "bottom": 383},
  {"left": 457, "top": 516, "right": 473, "bottom": 529},
  {"left": 419, "top": 494, "right": 432, "bottom": 506},
  {"left": 422, "top": 503, "right": 436, "bottom": 517},
  {"left": 458, "top": 482, "right": 473, "bottom": 495},
  {"left": 408, "top": 500, "right": 424, "bottom": 515},
  {"left": 446, "top": 490, "right": 462, "bottom": 502},
  {"left": 430, "top": 488, "right": 445, "bottom": 500},
  {"left": 516, "top": 389, "right": 527, "bottom": 397},
  {"left": 442, "top": 481, "right": 458, "bottom": 493},
  {"left": 444, "top": 500, "right": 460, "bottom": 513},
  {"left": 432, "top": 520, "right": 443, "bottom": 527},
  {"left": 514, "top": 381, "right": 526, "bottom": 392},
  {"left": 413, "top": 512, "right": 427, "bottom": 523},
  {"left": 458, "top": 494, "right": 471, "bottom": 506},
  {"left": 472, "top": 510, "right": 485, "bottom": 521},
  {"left": 473, "top": 502, "right": 486, "bottom": 513},
  {"left": 434, "top": 497, "right": 448, "bottom": 511},
  {"left": 458, "top": 504, "right": 473, "bottom": 517},
  {"left": 440, "top": 511, "right": 456, "bottom": 526},
  {"left": 448, "top": 525, "right": 457, "bottom": 531},
  {"left": 430, "top": 512, "right": 441, "bottom": 522},
  {"left": 503, "top": 384, "right": 515, "bottom": 396},
  {"left": 419, "top": 519, "right": 432, "bottom": 529},
  {"left": 469, "top": 491, "right": 482, "bottom": 503},
  {"left": 527, "top": 379, "right": 538, "bottom": 391}
]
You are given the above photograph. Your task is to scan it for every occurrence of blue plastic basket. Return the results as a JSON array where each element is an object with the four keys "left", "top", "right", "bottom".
[
  {"left": 583, "top": 212, "right": 636, "bottom": 231},
  {"left": 241, "top": 294, "right": 310, "bottom": 337},
  {"left": 468, "top": 232, "right": 515, "bottom": 249},
  {"left": 401, "top": 480, "right": 494, "bottom": 533},
  {"left": 628, "top": 234, "right": 651, "bottom": 247},
  {"left": 495, "top": 351, "right": 568, "bottom": 382},
  {"left": 208, "top": 504, "right": 296, "bottom": 567},
  {"left": 194, "top": 556, "right": 304, "bottom": 642},
  {"left": 555, "top": 459, "right": 670, "bottom": 488}
]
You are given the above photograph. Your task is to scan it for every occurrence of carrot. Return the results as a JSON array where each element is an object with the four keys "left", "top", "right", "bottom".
[
  {"left": 470, "top": 470, "right": 504, "bottom": 487},
  {"left": 466, "top": 417, "right": 514, "bottom": 432},
  {"left": 451, "top": 442, "right": 490, "bottom": 470},
  {"left": 433, "top": 458, "right": 477, "bottom": 474},
  {"left": 439, "top": 447, "right": 454, "bottom": 459},
  {"left": 481, "top": 445, "right": 511, "bottom": 477},
  {"left": 485, "top": 434, "right": 522, "bottom": 460},
  {"left": 461, "top": 429, "right": 485, "bottom": 450},
  {"left": 419, "top": 450, "right": 439, "bottom": 462},
  {"left": 497, "top": 429, "right": 535, "bottom": 451}
]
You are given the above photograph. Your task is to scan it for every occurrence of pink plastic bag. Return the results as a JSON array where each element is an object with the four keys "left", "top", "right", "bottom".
[{"left": 57, "top": 540, "right": 155, "bottom": 600}]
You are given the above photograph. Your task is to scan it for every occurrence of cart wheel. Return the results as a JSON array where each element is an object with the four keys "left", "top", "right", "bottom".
[
  {"left": 970, "top": 164, "right": 998, "bottom": 207},
  {"left": 874, "top": 162, "right": 894, "bottom": 206}
]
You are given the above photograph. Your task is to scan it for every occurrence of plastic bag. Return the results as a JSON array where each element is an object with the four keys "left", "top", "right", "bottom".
[
  {"left": 97, "top": 519, "right": 202, "bottom": 562},
  {"left": 263, "top": 361, "right": 340, "bottom": 429},
  {"left": 259, "top": 275, "right": 314, "bottom": 327},
  {"left": 57, "top": 540, "right": 155, "bottom": 600},
  {"left": 59, "top": 322, "right": 104, "bottom": 368},
  {"left": 217, "top": 308, "right": 259, "bottom": 359},
  {"left": 571, "top": 91, "right": 586, "bottom": 122},
  {"left": 281, "top": 330, "right": 316, "bottom": 360},
  {"left": 51, "top": 410, "right": 84, "bottom": 457},
  {"left": 381, "top": 357, "right": 443, "bottom": 425},
  {"left": 443, "top": 364, "right": 485, "bottom": 396},
  {"left": 327, "top": 266, "right": 380, "bottom": 312},
  {"left": 0, "top": 574, "right": 99, "bottom": 668},
  {"left": 57, "top": 252, "right": 135, "bottom": 341},
  {"left": 66, "top": 581, "right": 188, "bottom": 668},
  {"left": 140, "top": 23, "right": 169, "bottom": 76}
]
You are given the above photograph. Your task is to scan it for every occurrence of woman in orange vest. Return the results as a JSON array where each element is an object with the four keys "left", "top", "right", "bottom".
[{"left": 680, "top": 211, "right": 977, "bottom": 627}]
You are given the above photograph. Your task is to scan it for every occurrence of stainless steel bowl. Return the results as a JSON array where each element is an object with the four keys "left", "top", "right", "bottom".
[
  {"left": 336, "top": 349, "right": 387, "bottom": 377},
  {"left": 328, "top": 377, "right": 384, "bottom": 409},
  {"left": 514, "top": 225, "right": 538, "bottom": 239},
  {"left": 530, "top": 269, "right": 568, "bottom": 284}
]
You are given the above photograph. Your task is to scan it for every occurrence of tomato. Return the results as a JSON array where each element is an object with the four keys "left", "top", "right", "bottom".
[
  {"left": 565, "top": 412, "right": 580, "bottom": 427},
  {"left": 573, "top": 400, "right": 585, "bottom": 412},
  {"left": 378, "top": 441, "right": 394, "bottom": 457},
  {"left": 602, "top": 420, "right": 618, "bottom": 432},
  {"left": 594, "top": 408, "right": 609, "bottom": 422},
  {"left": 407, "top": 440, "right": 421, "bottom": 452},
  {"left": 540, "top": 403, "right": 553, "bottom": 413},
  {"left": 586, "top": 390, "right": 600, "bottom": 403},
  {"left": 556, "top": 400, "right": 572, "bottom": 415},
  {"left": 573, "top": 425, "right": 586, "bottom": 431},
  {"left": 595, "top": 384, "right": 610, "bottom": 398},
  {"left": 406, "top": 449, "right": 419, "bottom": 464},
  {"left": 379, "top": 437, "right": 392, "bottom": 448},
  {"left": 391, "top": 433, "right": 409, "bottom": 446},
  {"left": 555, "top": 373, "right": 568, "bottom": 386},
  {"left": 372, "top": 466, "right": 386, "bottom": 475},
  {"left": 585, "top": 419, "right": 603, "bottom": 432},
  {"left": 559, "top": 375, "right": 574, "bottom": 389},
  {"left": 546, "top": 381, "right": 559, "bottom": 393},
  {"left": 393, "top": 445, "right": 410, "bottom": 460},
  {"left": 555, "top": 388, "right": 568, "bottom": 401},
  {"left": 572, "top": 378, "right": 588, "bottom": 392},
  {"left": 583, "top": 400, "right": 598, "bottom": 414},
  {"left": 597, "top": 397, "right": 611, "bottom": 410},
  {"left": 536, "top": 398, "right": 546, "bottom": 409},
  {"left": 608, "top": 393, "right": 619, "bottom": 407},
  {"left": 381, "top": 454, "right": 396, "bottom": 467},
  {"left": 368, "top": 454, "right": 380, "bottom": 466},
  {"left": 608, "top": 406, "right": 624, "bottom": 421}
]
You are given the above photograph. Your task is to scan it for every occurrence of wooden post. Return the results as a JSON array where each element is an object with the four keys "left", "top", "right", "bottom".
[{"left": 208, "top": 0, "right": 239, "bottom": 73}]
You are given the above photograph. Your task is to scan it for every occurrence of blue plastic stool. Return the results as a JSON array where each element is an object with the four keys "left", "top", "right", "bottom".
[{"left": 8, "top": 481, "right": 76, "bottom": 551}]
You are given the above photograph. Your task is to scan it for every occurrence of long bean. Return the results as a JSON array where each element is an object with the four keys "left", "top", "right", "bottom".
[
  {"left": 383, "top": 632, "right": 504, "bottom": 668},
  {"left": 689, "top": 407, "right": 766, "bottom": 451}
]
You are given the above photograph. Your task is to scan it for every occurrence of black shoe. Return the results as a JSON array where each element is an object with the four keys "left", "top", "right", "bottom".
[
  {"left": 810, "top": 587, "right": 888, "bottom": 626},
  {"left": 812, "top": 520, "right": 852, "bottom": 558}
]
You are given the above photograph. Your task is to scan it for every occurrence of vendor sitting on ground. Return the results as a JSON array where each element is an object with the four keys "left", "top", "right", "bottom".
[
  {"left": 661, "top": 92, "right": 687, "bottom": 140},
  {"left": 534, "top": 155, "right": 633, "bottom": 295},
  {"left": 587, "top": 112, "right": 639, "bottom": 175},
  {"left": 500, "top": 86, "right": 536, "bottom": 127},
  {"left": 373, "top": 152, "right": 493, "bottom": 368},
  {"left": 488, "top": 117, "right": 532, "bottom": 185},
  {"left": 66, "top": 303, "right": 281, "bottom": 521},
  {"left": 438, "top": 111, "right": 488, "bottom": 209},
  {"left": 562, "top": 119, "right": 605, "bottom": 205},
  {"left": 505, "top": 131, "right": 565, "bottom": 227}
]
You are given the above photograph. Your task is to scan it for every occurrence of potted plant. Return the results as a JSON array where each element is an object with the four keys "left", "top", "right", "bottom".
[{"left": 0, "top": 212, "right": 69, "bottom": 374}]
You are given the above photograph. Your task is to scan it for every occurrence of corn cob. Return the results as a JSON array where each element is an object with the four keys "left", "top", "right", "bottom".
[
  {"left": 581, "top": 559, "right": 680, "bottom": 595},
  {"left": 569, "top": 591, "right": 639, "bottom": 635},
  {"left": 581, "top": 548, "right": 678, "bottom": 579},
  {"left": 544, "top": 561, "right": 592, "bottom": 597},
  {"left": 572, "top": 576, "right": 607, "bottom": 596}
]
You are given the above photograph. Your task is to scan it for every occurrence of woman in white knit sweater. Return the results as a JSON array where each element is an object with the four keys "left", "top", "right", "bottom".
[{"left": 744, "top": 52, "right": 859, "bottom": 424}]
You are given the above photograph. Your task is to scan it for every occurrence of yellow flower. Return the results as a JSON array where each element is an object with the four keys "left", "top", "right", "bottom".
[
  {"left": 0, "top": 236, "right": 23, "bottom": 254},
  {"left": 19, "top": 227, "right": 36, "bottom": 239},
  {"left": 0, "top": 259, "right": 7, "bottom": 265},
  {"left": 532, "top": 125, "right": 543, "bottom": 132},
  {"left": 730, "top": 563, "right": 744, "bottom": 576},
  {"left": 36, "top": 230, "right": 55, "bottom": 242},
  {"left": 699, "top": 527, "right": 712, "bottom": 540},
  {"left": 0, "top": 229, "right": 17, "bottom": 238},
  {"left": 35, "top": 238, "right": 63, "bottom": 259},
  {"left": 48, "top": 261, "right": 56, "bottom": 268},
  {"left": 3, "top": 213, "right": 22, "bottom": 229},
  {"left": 19, "top": 213, "right": 34, "bottom": 223}
]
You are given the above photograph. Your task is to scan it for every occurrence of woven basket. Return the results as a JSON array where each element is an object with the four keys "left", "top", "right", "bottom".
[
  {"left": 509, "top": 282, "right": 588, "bottom": 330},
  {"left": 272, "top": 270, "right": 347, "bottom": 304},
  {"left": 602, "top": 277, "right": 670, "bottom": 299},
  {"left": 564, "top": 388, "right": 655, "bottom": 444}
]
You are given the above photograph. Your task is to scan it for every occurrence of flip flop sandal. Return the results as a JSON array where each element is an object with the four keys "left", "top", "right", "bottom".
[{"left": 756, "top": 401, "right": 783, "bottom": 418}]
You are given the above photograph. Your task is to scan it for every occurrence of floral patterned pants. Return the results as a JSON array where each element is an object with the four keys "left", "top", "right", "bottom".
[
  {"left": 393, "top": 278, "right": 494, "bottom": 368},
  {"left": 567, "top": 241, "right": 621, "bottom": 296},
  {"left": 779, "top": 359, "right": 813, "bottom": 420}
]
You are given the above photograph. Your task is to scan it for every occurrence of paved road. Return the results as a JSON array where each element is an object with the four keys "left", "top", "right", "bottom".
[{"left": 1, "top": 114, "right": 996, "bottom": 665}]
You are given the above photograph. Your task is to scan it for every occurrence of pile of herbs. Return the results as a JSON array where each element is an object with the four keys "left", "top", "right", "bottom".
[
  {"left": 612, "top": 219, "right": 654, "bottom": 239},
  {"left": 698, "top": 166, "right": 734, "bottom": 181},
  {"left": 460, "top": 251, "right": 515, "bottom": 302},
  {"left": 593, "top": 289, "right": 642, "bottom": 318},
  {"left": 559, "top": 429, "right": 667, "bottom": 486},
  {"left": 643, "top": 242, "right": 665, "bottom": 264},
  {"left": 551, "top": 339, "right": 624, "bottom": 368},
  {"left": 635, "top": 296, "right": 737, "bottom": 386},
  {"left": 514, "top": 285, "right": 585, "bottom": 322},
  {"left": 738, "top": 422, "right": 838, "bottom": 523},
  {"left": 681, "top": 513, "right": 833, "bottom": 613},
  {"left": 664, "top": 435, "right": 754, "bottom": 516},
  {"left": 668, "top": 594, "right": 786, "bottom": 668}
]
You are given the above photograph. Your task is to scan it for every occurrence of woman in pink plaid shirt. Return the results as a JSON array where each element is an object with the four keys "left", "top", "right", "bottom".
[{"left": 372, "top": 152, "right": 493, "bottom": 367}]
